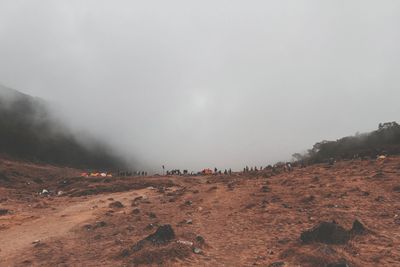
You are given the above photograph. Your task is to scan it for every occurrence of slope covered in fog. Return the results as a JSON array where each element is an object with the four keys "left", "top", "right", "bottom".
[{"left": 0, "top": 84, "right": 127, "bottom": 169}]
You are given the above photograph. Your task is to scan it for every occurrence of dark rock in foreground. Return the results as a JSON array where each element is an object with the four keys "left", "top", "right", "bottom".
[
  {"left": 301, "top": 220, "right": 366, "bottom": 245},
  {"left": 131, "top": 224, "right": 176, "bottom": 253},
  {"left": 145, "top": 224, "right": 175, "bottom": 244}
]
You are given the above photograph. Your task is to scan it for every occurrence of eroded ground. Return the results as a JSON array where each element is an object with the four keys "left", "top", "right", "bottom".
[{"left": 1, "top": 157, "right": 400, "bottom": 266}]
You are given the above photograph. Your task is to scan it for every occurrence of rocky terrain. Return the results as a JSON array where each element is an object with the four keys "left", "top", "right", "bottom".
[{"left": 1, "top": 156, "right": 400, "bottom": 266}]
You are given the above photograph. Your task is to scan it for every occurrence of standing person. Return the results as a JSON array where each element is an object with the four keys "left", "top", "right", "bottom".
[{"left": 229, "top": 168, "right": 232, "bottom": 175}]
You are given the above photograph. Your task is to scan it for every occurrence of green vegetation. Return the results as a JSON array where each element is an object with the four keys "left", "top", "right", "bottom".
[
  {"left": 294, "top": 122, "right": 400, "bottom": 164},
  {"left": 0, "top": 87, "right": 126, "bottom": 169}
]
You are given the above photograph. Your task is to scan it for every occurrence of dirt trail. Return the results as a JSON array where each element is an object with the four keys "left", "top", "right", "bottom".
[{"left": 0, "top": 188, "right": 151, "bottom": 265}]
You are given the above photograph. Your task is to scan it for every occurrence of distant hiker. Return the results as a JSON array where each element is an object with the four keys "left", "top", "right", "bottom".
[
  {"left": 224, "top": 169, "right": 228, "bottom": 175},
  {"left": 229, "top": 168, "right": 232, "bottom": 175},
  {"left": 254, "top": 166, "right": 258, "bottom": 172},
  {"left": 286, "top": 162, "right": 293, "bottom": 172},
  {"left": 214, "top": 167, "right": 218, "bottom": 174},
  {"left": 250, "top": 167, "right": 253, "bottom": 172}
]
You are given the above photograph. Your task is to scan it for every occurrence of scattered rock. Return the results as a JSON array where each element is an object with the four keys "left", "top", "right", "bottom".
[
  {"left": 0, "top": 209, "right": 9, "bottom": 216},
  {"left": 177, "top": 240, "right": 193, "bottom": 246},
  {"left": 148, "top": 212, "right": 157, "bottom": 218},
  {"left": 361, "top": 191, "right": 370, "bottom": 196},
  {"left": 157, "top": 187, "right": 165, "bottom": 193},
  {"left": 41, "top": 189, "right": 49, "bottom": 195},
  {"left": 109, "top": 201, "right": 124, "bottom": 209},
  {"left": 33, "top": 177, "right": 43, "bottom": 184},
  {"left": 350, "top": 219, "right": 366, "bottom": 235},
  {"left": 269, "top": 262, "right": 286, "bottom": 267},
  {"left": 300, "top": 222, "right": 350, "bottom": 244},
  {"left": 327, "top": 259, "right": 351, "bottom": 267},
  {"left": 193, "top": 247, "right": 202, "bottom": 254},
  {"left": 119, "top": 248, "right": 131, "bottom": 257},
  {"left": 312, "top": 176, "right": 320, "bottom": 182},
  {"left": 145, "top": 223, "right": 156, "bottom": 231},
  {"left": 146, "top": 224, "right": 175, "bottom": 244},
  {"left": 393, "top": 186, "right": 400, "bottom": 192},
  {"left": 184, "top": 200, "right": 193, "bottom": 206},
  {"left": 301, "top": 220, "right": 367, "bottom": 244},
  {"left": 261, "top": 185, "right": 270, "bottom": 192},
  {"left": 195, "top": 235, "right": 205, "bottom": 244},
  {"left": 132, "top": 224, "right": 176, "bottom": 252},
  {"left": 132, "top": 208, "right": 140, "bottom": 214},
  {"left": 95, "top": 221, "right": 107, "bottom": 228},
  {"left": 301, "top": 195, "right": 315, "bottom": 203},
  {"left": 83, "top": 224, "right": 93, "bottom": 231}
]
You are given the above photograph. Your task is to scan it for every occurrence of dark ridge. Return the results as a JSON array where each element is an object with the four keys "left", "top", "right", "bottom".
[
  {"left": 293, "top": 121, "right": 400, "bottom": 164},
  {"left": 0, "top": 84, "right": 127, "bottom": 169}
]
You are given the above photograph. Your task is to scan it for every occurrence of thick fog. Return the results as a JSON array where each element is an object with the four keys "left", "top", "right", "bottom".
[{"left": 0, "top": 1, "right": 399, "bottom": 172}]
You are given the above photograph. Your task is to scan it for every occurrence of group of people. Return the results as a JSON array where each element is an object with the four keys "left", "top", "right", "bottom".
[
  {"left": 166, "top": 169, "right": 191, "bottom": 175},
  {"left": 242, "top": 162, "right": 294, "bottom": 173},
  {"left": 164, "top": 167, "right": 233, "bottom": 176},
  {"left": 117, "top": 170, "right": 147, "bottom": 177}
]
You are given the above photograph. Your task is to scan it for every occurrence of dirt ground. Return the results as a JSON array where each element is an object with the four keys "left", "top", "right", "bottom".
[{"left": 0, "top": 157, "right": 400, "bottom": 266}]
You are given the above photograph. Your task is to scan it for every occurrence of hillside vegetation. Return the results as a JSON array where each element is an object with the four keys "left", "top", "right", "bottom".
[
  {"left": 294, "top": 121, "right": 400, "bottom": 163},
  {"left": 0, "top": 85, "right": 126, "bottom": 169}
]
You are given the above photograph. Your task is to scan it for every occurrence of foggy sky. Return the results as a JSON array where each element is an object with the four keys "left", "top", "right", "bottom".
[{"left": 1, "top": 1, "right": 399, "bottom": 172}]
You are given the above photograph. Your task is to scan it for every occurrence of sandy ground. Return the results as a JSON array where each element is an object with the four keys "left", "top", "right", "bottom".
[{"left": 0, "top": 157, "right": 400, "bottom": 266}]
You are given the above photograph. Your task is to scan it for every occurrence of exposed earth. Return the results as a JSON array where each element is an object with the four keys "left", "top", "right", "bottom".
[{"left": 1, "top": 156, "right": 400, "bottom": 266}]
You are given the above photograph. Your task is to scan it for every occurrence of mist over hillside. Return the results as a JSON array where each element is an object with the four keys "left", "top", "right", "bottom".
[
  {"left": 0, "top": 84, "right": 129, "bottom": 170},
  {"left": 293, "top": 122, "right": 400, "bottom": 164}
]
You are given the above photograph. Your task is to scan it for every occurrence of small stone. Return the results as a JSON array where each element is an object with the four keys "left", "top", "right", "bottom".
[
  {"left": 193, "top": 247, "right": 202, "bottom": 254},
  {"left": 132, "top": 208, "right": 140, "bottom": 214},
  {"left": 177, "top": 240, "right": 193, "bottom": 246}
]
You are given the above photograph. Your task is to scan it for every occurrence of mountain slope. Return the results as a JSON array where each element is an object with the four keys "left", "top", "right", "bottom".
[{"left": 0, "top": 84, "right": 127, "bottom": 169}]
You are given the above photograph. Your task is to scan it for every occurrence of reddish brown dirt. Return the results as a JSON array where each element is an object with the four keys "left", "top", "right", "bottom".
[{"left": 1, "top": 157, "right": 400, "bottom": 266}]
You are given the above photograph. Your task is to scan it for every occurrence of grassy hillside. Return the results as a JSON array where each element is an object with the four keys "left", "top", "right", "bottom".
[
  {"left": 0, "top": 85, "right": 127, "bottom": 170},
  {"left": 294, "top": 121, "right": 400, "bottom": 163}
]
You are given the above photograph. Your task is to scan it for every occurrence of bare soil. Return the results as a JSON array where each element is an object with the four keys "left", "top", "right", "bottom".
[{"left": 1, "top": 156, "right": 400, "bottom": 266}]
